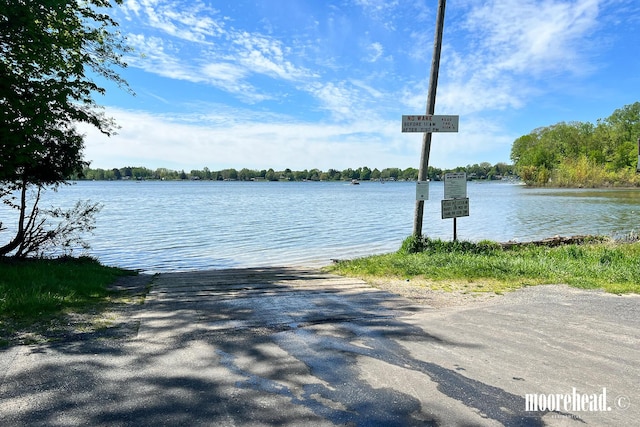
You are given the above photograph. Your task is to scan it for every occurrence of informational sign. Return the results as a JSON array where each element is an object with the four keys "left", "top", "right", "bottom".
[
  {"left": 441, "top": 198, "right": 469, "bottom": 219},
  {"left": 444, "top": 172, "right": 467, "bottom": 199},
  {"left": 416, "top": 181, "right": 429, "bottom": 201},
  {"left": 401, "top": 115, "right": 459, "bottom": 133}
]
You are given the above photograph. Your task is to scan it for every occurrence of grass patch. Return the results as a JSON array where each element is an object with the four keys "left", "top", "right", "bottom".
[
  {"left": 327, "top": 237, "right": 640, "bottom": 295},
  {"left": 0, "top": 256, "right": 137, "bottom": 344}
]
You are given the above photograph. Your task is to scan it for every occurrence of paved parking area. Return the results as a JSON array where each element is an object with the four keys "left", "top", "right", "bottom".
[{"left": 1, "top": 267, "right": 638, "bottom": 426}]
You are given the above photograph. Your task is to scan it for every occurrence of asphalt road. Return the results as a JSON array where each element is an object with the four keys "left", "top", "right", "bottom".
[{"left": 0, "top": 267, "right": 638, "bottom": 426}]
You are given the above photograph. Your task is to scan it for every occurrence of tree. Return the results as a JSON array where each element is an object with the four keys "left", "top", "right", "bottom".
[
  {"left": 359, "top": 166, "right": 372, "bottom": 181},
  {"left": 203, "top": 167, "right": 212, "bottom": 180},
  {"left": 341, "top": 168, "right": 356, "bottom": 180},
  {"left": 605, "top": 103, "right": 640, "bottom": 147},
  {"left": 308, "top": 169, "right": 321, "bottom": 181},
  {"left": 190, "top": 169, "right": 204, "bottom": 180},
  {"left": 326, "top": 168, "right": 341, "bottom": 180},
  {"left": 238, "top": 168, "right": 257, "bottom": 181},
  {"left": 264, "top": 168, "right": 277, "bottom": 181},
  {"left": 401, "top": 167, "right": 418, "bottom": 180},
  {"left": 492, "top": 162, "right": 513, "bottom": 178},
  {"left": 1, "top": 0, "right": 130, "bottom": 256},
  {"left": 112, "top": 168, "right": 122, "bottom": 180},
  {"left": 427, "top": 166, "right": 442, "bottom": 181},
  {"left": 381, "top": 168, "right": 401, "bottom": 180},
  {"left": 511, "top": 103, "right": 640, "bottom": 185}
]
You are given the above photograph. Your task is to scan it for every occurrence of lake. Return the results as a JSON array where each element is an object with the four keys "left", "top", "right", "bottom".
[{"left": 1, "top": 180, "right": 639, "bottom": 272}]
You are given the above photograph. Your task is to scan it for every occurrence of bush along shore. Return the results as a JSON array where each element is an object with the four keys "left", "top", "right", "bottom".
[
  {"left": 0, "top": 256, "right": 139, "bottom": 346},
  {"left": 327, "top": 235, "right": 640, "bottom": 296}
]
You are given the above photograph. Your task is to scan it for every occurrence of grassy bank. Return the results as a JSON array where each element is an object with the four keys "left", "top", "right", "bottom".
[
  {"left": 327, "top": 237, "right": 640, "bottom": 295},
  {"left": 0, "top": 256, "right": 137, "bottom": 344}
]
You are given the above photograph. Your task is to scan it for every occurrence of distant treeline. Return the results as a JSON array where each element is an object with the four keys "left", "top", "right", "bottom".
[
  {"left": 512, "top": 102, "right": 640, "bottom": 187},
  {"left": 76, "top": 163, "right": 516, "bottom": 182}
]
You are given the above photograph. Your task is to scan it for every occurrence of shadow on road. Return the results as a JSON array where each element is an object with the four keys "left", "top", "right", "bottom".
[{"left": 0, "top": 267, "right": 556, "bottom": 426}]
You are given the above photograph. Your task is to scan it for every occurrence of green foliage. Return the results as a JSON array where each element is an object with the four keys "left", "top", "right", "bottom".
[
  {"left": 0, "top": 256, "right": 134, "bottom": 321},
  {"left": 1, "top": 0, "right": 131, "bottom": 256},
  {"left": 329, "top": 238, "right": 640, "bottom": 294},
  {"left": 511, "top": 103, "right": 640, "bottom": 186},
  {"left": 399, "top": 235, "right": 428, "bottom": 254},
  {"left": 77, "top": 163, "right": 514, "bottom": 182},
  {"left": 400, "top": 236, "right": 502, "bottom": 255},
  {"left": 1, "top": 0, "right": 130, "bottom": 186}
]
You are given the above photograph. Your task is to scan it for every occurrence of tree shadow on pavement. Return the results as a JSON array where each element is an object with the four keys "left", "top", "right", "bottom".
[{"left": 0, "top": 267, "right": 566, "bottom": 426}]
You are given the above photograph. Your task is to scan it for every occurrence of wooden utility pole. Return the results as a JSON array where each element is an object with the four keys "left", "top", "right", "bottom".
[{"left": 413, "top": 0, "right": 447, "bottom": 237}]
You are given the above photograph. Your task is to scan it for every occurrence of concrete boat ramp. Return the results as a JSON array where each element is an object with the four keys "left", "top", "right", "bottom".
[{"left": 1, "top": 267, "right": 638, "bottom": 426}]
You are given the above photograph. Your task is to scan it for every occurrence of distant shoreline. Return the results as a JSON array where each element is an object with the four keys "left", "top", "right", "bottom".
[{"left": 71, "top": 178, "right": 640, "bottom": 190}]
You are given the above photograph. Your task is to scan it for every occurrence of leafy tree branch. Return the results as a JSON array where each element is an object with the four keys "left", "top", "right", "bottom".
[{"left": 1, "top": 0, "right": 131, "bottom": 257}]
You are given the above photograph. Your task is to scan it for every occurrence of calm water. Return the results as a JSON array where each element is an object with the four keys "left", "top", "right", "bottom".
[{"left": 1, "top": 181, "right": 639, "bottom": 272}]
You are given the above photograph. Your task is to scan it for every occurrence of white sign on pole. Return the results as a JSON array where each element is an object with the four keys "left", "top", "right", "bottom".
[
  {"left": 444, "top": 172, "right": 467, "bottom": 199},
  {"left": 416, "top": 181, "right": 429, "bottom": 201},
  {"left": 441, "top": 198, "right": 469, "bottom": 219},
  {"left": 401, "top": 115, "right": 459, "bottom": 133}
]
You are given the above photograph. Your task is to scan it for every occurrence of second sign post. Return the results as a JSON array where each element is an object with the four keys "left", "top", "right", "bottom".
[{"left": 442, "top": 172, "right": 469, "bottom": 240}]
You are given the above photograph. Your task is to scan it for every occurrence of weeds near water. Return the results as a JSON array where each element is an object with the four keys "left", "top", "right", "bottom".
[{"left": 329, "top": 237, "right": 640, "bottom": 295}]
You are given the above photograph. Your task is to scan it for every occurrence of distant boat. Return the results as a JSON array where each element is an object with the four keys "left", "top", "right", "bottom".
[{"left": 351, "top": 179, "right": 360, "bottom": 185}]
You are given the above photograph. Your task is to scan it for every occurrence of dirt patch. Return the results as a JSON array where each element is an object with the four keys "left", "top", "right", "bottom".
[{"left": 363, "top": 277, "right": 504, "bottom": 309}]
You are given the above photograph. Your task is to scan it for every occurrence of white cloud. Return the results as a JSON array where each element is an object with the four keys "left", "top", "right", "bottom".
[
  {"left": 125, "top": 34, "right": 272, "bottom": 103},
  {"left": 81, "top": 107, "right": 419, "bottom": 171},
  {"left": 427, "top": 117, "right": 516, "bottom": 167},
  {"left": 80, "top": 105, "right": 518, "bottom": 172},
  {"left": 201, "top": 62, "right": 247, "bottom": 85},
  {"left": 350, "top": 79, "right": 384, "bottom": 99},
  {"left": 438, "top": 74, "right": 530, "bottom": 114},
  {"left": 121, "top": 4, "right": 315, "bottom": 103},
  {"left": 126, "top": 34, "right": 197, "bottom": 82},
  {"left": 125, "top": 0, "right": 223, "bottom": 43},
  {"left": 465, "top": 0, "right": 600, "bottom": 76},
  {"left": 309, "top": 82, "right": 359, "bottom": 119},
  {"left": 123, "top": 0, "right": 141, "bottom": 17},
  {"left": 366, "top": 42, "right": 384, "bottom": 62},
  {"left": 233, "top": 32, "right": 314, "bottom": 81},
  {"left": 434, "top": 0, "right": 602, "bottom": 116}
]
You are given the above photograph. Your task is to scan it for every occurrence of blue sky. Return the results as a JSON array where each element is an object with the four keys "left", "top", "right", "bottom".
[{"left": 82, "top": 0, "right": 640, "bottom": 171}]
